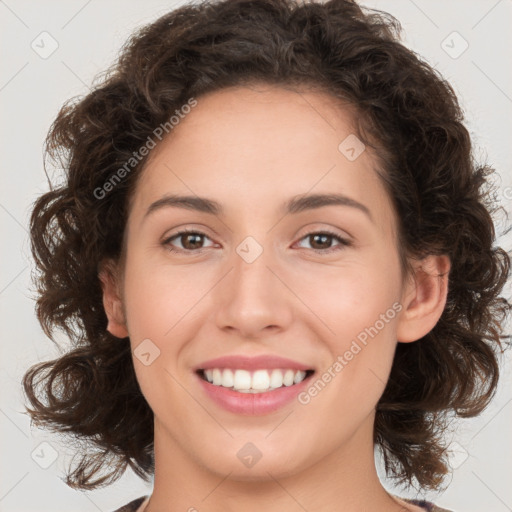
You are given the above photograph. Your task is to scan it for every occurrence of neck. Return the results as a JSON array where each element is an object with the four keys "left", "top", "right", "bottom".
[{"left": 142, "top": 414, "right": 416, "bottom": 512}]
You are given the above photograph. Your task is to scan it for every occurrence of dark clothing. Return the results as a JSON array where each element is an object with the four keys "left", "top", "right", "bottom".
[{"left": 112, "top": 495, "right": 454, "bottom": 511}]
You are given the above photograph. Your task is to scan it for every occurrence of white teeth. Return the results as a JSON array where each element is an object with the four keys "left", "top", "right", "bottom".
[
  {"left": 212, "top": 368, "right": 222, "bottom": 386},
  {"left": 293, "top": 370, "right": 305, "bottom": 384},
  {"left": 283, "top": 369, "right": 295, "bottom": 386},
  {"left": 221, "top": 368, "right": 234, "bottom": 387},
  {"left": 233, "top": 369, "right": 251, "bottom": 389},
  {"left": 251, "top": 369, "right": 270, "bottom": 390},
  {"left": 201, "top": 368, "right": 309, "bottom": 392},
  {"left": 269, "top": 369, "right": 283, "bottom": 389}
]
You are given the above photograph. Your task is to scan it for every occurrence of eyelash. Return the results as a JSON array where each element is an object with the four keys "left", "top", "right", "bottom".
[{"left": 162, "top": 229, "right": 352, "bottom": 255}]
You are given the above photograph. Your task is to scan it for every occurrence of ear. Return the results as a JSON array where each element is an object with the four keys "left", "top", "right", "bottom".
[
  {"left": 396, "top": 254, "right": 451, "bottom": 343},
  {"left": 98, "top": 259, "right": 129, "bottom": 339}
]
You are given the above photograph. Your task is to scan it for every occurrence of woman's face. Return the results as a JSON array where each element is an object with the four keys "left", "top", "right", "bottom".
[{"left": 112, "top": 85, "right": 416, "bottom": 479}]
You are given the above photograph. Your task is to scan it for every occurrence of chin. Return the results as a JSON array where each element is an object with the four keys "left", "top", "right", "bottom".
[{"left": 198, "top": 447, "right": 308, "bottom": 482}]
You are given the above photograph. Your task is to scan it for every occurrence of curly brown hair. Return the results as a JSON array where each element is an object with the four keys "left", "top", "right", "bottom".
[{"left": 22, "top": 0, "right": 511, "bottom": 494}]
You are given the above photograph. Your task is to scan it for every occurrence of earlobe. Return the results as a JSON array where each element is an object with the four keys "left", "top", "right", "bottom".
[
  {"left": 396, "top": 254, "right": 451, "bottom": 343},
  {"left": 98, "top": 260, "right": 129, "bottom": 339}
]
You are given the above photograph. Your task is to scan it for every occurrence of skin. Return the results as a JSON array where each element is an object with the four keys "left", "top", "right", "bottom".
[{"left": 100, "top": 85, "right": 450, "bottom": 512}]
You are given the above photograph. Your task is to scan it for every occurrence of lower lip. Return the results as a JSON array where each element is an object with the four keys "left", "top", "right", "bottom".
[{"left": 195, "top": 371, "right": 314, "bottom": 415}]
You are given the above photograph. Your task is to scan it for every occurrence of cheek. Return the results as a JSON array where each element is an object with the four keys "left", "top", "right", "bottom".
[
  {"left": 305, "top": 256, "right": 402, "bottom": 391},
  {"left": 121, "top": 255, "right": 199, "bottom": 384},
  {"left": 123, "top": 262, "right": 188, "bottom": 413},
  {"left": 307, "top": 260, "right": 401, "bottom": 341},
  {"left": 122, "top": 254, "right": 184, "bottom": 338}
]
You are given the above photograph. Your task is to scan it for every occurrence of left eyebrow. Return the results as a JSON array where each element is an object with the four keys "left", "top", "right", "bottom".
[
  {"left": 285, "top": 193, "right": 373, "bottom": 222},
  {"left": 143, "top": 192, "right": 373, "bottom": 223}
]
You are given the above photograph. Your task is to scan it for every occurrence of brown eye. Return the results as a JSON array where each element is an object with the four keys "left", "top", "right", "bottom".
[
  {"left": 163, "top": 230, "right": 214, "bottom": 253},
  {"left": 178, "top": 233, "right": 204, "bottom": 250},
  {"left": 296, "top": 231, "right": 352, "bottom": 254}
]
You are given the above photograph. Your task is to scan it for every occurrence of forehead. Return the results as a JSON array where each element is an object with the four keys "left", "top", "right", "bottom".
[{"left": 129, "top": 85, "right": 395, "bottom": 232}]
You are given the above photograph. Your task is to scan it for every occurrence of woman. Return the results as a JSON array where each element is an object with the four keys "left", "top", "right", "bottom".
[{"left": 22, "top": 0, "right": 511, "bottom": 511}]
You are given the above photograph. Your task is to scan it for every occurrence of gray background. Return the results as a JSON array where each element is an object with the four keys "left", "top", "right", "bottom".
[{"left": 1, "top": 1, "right": 511, "bottom": 511}]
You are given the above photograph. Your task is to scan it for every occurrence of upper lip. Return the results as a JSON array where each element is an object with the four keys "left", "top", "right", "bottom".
[{"left": 195, "top": 355, "right": 314, "bottom": 372}]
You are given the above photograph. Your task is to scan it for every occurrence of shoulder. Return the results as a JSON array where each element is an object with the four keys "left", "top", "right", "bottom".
[
  {"left": 396, "top": 494, "right": 455, "bottom": 512},
  {"left": 112, "top": 495, "right": 149, "bottom": 512},
  {"left": 402, "top": 497, "right": 455, "bottom": 512},
  {"left": 431, "top": 506, "right": 455, "bottom": 512}
]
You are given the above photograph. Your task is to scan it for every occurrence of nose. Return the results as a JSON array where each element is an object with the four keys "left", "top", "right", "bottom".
[{"left": 213, "top": 241, "right": 294, "bottom": 340}]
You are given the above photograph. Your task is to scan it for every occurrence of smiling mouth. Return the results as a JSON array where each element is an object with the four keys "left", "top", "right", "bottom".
[{"left": 196, "top": 368, "right": 315, "bottom": 393}]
